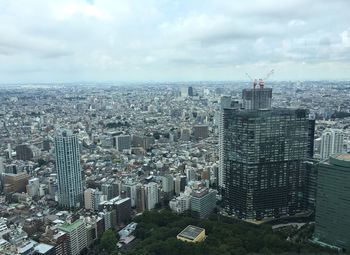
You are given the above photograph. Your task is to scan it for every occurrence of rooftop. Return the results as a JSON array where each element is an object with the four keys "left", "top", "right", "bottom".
[
  {"left": 334, "top": 153, "right": 350, "bottom": 161},
  {"left": 58, "top": 219, "right": 83, "bottom": 232},
  {"left": 177, "top": 225, "right": 204, "bottom": 241},
  {"left": 35, "top": 243, "right": 54, "bottom": 254}
]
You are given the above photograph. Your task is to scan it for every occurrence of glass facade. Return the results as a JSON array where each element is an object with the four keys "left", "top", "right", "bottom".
[
  {"left": 223, "top": 108, "right": 312, "bottom": 220},
  {"left": 314, "top": 155, "right": 350, "bottom": 252}
]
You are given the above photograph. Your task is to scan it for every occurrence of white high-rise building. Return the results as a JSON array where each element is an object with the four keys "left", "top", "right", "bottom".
[
  {"left": 320, "top": 129, "right": 344, "bottom": 160},
  {"left": 145, "top": 182, "right": 158, "bottom": 210},
  {"left": 55, "top": 130, "right": 83, "bottom": 209}
]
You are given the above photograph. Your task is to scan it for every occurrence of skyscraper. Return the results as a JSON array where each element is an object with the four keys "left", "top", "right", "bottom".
[
  {"left": 222, "top": 86, "right": 314, "bottom": 220},
  {"left": 218, "top": 96, "right": 240, "bottom": 189},
  {"left": 242, "top": 87, "right": 272, "bottom": 110},
  {"left": 320, "top": 129, "right": 344, "bottom": 160},
  {"left": 55, "top": 130, "right": 83, "bottom": 209},
  {"left": 188, "top": 86, "right": 194, "bottom": 97},
  {"left": 313, "top": 154, "right": 350, "bottom": 251}
]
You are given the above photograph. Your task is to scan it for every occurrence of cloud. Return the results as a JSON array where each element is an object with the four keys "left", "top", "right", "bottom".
[{"left": 0, "top": 0, "right": 349, "bottom": 82}]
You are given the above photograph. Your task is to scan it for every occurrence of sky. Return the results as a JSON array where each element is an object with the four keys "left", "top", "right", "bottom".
[{"left": 0, "top": 0, "right": 350, "bottom": 83}]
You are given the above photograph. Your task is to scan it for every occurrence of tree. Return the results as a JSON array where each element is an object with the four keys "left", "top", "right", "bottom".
[{"left": 100, "top": 229, "right": 117, "bottom": 253}]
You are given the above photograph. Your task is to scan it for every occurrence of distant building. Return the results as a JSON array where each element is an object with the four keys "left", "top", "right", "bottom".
[
  {"left": 313, "top": 154, "right": 350, "bottom": 251},
  {"left": 191, "top": 188, "right": 217, "bottom": 219},
  {"left": 3, "top": 172, "right": 29, "bottom": 193},
  {"left": 143, "top": 136, "right": 155, "bottom": 150},
  {"left": 115, "top": 135, "right": 131, "bottom": 151},
  {"left": 26, "top": 178, "right": 40, "bottom": 197},
  {"left": 131, "top": 135, "right": 143, "bottom": 147},
  {"left": 15, "top": 144, "right": 34, "bottom": 161},
  {"left": 42, "top": 139, "right": 51, "bottom": 152},
  {"left": 320, "top": 129, "right": 344, "bottom": 160},
  {"left": 192, "top": 125, "right": 209, "bottom": 140},
  {"left": 55, "top": 130, "right": 83, "bottom": 209},
  {"left": 180, "top": 128, "right": 191, "bottom": 141},
  {"left": 188, "top": 86, "right": 194, "bottom": 97}
]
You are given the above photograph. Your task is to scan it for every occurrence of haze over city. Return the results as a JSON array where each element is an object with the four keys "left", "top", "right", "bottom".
[{"left": 1, "top": 0, "right": 350, "bottom": 83}]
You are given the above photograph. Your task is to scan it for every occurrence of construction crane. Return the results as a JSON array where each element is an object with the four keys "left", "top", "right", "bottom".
[
  {"left": 245, "top": 69, "right": 274, "bottom": 89},
  {"left": 245, "top": 72, "right": 257, "bottom": 89}
]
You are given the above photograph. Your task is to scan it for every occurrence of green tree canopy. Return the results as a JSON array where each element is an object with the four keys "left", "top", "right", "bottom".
[{"left": 100, "top": 229, "right": 117, "bottom": 253}]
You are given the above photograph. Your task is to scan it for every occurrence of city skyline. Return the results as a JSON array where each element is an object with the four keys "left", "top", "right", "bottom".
[{"left": 0, "top": 0, "right": 350, "bottom": 83}]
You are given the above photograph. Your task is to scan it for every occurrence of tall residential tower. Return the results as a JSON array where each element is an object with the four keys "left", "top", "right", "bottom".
[
  {"left": 55, "top": 130, "right": 83, "bottom": 209},
  {"left": 320, "top": 129, "right": 344, "bottom": 160}
]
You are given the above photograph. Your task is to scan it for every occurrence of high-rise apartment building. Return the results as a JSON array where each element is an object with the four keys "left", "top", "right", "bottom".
[
  {"left": 320, "top": 129, "right": 344, "bottom": 160},
  {"left": 222, "top": 86, "right": 314, "bottom": 220},
  {"left": 58, "top": 219, "right": 87, "bottom": 255},
  {"left": 313, "top": 154, "right": 350, "bottom": 252},
  {"left": 145, "top": 182, "right": 158, "bottom": 210},
  {"left": 55, "top": 130, "right": 83, "bottom": 209}
]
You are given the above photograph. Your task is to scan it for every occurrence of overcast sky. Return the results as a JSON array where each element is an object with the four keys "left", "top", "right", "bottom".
[{"left": 0, "top": 0, "right": 349, "bottom": 83}]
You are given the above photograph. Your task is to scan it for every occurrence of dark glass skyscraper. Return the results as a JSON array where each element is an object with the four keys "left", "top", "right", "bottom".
[
  {"left": 222, "top": 86, "right": 314, "bottom": 220},
  {"left": 188, "top": 86, "right": 194, "bottom": 97},
  {"left": 313, "top": 154, "right": 350, "bottom": 252}
]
